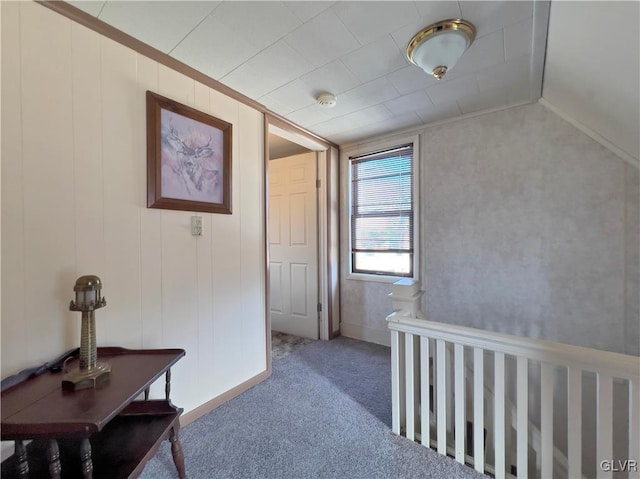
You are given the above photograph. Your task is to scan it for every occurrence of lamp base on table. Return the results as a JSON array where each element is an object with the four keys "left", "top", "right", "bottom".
[{"left": 62, "top": 362, "right": 111, "bottom": 391}]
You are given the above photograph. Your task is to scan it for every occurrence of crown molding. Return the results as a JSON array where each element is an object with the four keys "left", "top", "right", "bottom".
[
  {"left": 35, "top": 0, "right": 337, "bottom": 151},
  {"left": 339, "top": 100, "right": 532, "bottom": 151}
]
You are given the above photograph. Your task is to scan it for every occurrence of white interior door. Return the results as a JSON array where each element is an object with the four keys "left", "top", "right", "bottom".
[{"left": 269, "top": 152, "right": 318, "bottom": 339}]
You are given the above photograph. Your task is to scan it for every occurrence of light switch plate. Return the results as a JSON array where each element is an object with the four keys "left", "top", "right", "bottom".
[{"left": 191, "top": 216, "right": 203, "bottom": 236}]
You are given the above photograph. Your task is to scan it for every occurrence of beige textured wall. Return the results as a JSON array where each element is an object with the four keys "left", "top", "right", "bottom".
[
  {"left": 626, "top": 166, "right": 640, "bottom": 355},
  {"left": 1, "top": 1, "right": 266, "bottom": 414},
  {"left": 341, "top": 103, "right": 639, "bottom": 355}
]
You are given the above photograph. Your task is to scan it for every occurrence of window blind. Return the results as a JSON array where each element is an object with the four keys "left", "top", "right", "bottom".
[{"left": 350, "top": 144, "right": 414, "bottom": 276}]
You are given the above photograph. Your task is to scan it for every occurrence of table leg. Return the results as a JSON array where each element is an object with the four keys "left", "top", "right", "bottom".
[
  {"left": 47, "top": 440, "right": 61, "bottom": 479},
  {"left": 165, "top": 370, "right": 171, "bottom": 400},
  {"left": 15, "top": 439, "right": 29, "bottom": 478},
  {"left": 169, "top": 426, "right": 186, "bottom": 479},
  {"left": 80, "top": 438, "right": 93, "bottom": 479}
]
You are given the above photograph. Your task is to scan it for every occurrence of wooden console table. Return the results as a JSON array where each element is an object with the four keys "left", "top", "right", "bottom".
[{"left": 1, "top": 347, "right": 187, "bottom": 479}]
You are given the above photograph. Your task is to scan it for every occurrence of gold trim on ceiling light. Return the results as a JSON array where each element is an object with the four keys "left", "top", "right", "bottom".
[{"left": 406, "top": 19, "right": 476, "bottom": 78}]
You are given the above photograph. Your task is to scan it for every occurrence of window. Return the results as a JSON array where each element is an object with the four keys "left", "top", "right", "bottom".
[{"left": 349, "top": 144, "right": 414, "bottom": 277}]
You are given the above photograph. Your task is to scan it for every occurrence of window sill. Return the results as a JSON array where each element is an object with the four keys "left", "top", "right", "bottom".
[{"left": 346, "top": 272, "right": 414, "bottom": 284}]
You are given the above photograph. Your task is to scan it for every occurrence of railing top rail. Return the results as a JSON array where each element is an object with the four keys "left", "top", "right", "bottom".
[{"left": 387, "top": 314, "right": 640, "bottom": 380}]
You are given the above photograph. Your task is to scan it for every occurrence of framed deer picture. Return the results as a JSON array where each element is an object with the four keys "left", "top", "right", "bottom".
[{"left": 146, "top": 91, "right": 232, "bottom": 214}]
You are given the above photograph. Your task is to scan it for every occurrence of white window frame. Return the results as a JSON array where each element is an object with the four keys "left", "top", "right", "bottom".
[{"left": 341, "top": 134, "right": 420, "bottom": 283}]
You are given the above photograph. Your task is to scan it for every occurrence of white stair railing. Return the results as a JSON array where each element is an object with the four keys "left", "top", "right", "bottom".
[{"left": 388, "top": 313, "right": 640, "bottom": 479}]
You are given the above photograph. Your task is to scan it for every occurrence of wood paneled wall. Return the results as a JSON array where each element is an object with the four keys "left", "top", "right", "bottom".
[{"left": 1, "top": 1, "right": 266, "bottom": 415}]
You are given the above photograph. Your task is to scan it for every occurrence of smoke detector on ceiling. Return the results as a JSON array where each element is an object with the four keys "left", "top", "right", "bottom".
[{"left": 317, "top": 93, "right": 337, "bottom": 108}]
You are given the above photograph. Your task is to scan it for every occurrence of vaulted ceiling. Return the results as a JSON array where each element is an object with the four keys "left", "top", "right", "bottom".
[
  {"left": 69, "top": 1, "right": 549, "bottom": 145},
  {"left": 542, "top": 1, "right": 639, "bottom": 162}
]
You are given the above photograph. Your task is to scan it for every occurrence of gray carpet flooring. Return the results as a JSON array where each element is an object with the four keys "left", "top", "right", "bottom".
[
  {"left": 141, "top": 337, "right": 485, "bottom": 479},
  {"left": 271, "top": 331, "right": 315, "bottom": 361}
]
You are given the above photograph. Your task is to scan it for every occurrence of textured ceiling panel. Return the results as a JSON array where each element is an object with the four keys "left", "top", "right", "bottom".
[
  {"left": 99, "top": 1, "right": 217, "bottom": 53},
  {"left": 69, "top": 0, "right": 551, "bottom": 146}
]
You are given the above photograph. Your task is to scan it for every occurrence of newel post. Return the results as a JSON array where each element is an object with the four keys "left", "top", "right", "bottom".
[
  {"left": 387, "top": 278, "right": 425, "bottom": 320},
  {"left": 387, "top": 279, "right": 426, "bottom": 439}
]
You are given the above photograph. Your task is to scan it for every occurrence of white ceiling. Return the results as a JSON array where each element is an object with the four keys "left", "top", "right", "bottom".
[
  {"left": 269, "top": 133, "right": 311, "bottom": 160},
  {"left": 70, "top": 1, "right": 548, "bottom": 145},
  {"left": 542, "top": 1, "right": 639, "bottom": 163}
]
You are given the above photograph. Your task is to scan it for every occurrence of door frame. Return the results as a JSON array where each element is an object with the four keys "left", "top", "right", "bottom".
[{"left": 264, "top": 114, "right": 340, "bottom": 368}]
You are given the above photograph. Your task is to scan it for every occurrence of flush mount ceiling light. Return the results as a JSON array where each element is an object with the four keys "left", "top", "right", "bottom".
[
  {"left": 406, "top": 18, "right": 476, "bottom": 80},
  {"left": 317, "top": 93, "right": 337, "bottom": 108}
]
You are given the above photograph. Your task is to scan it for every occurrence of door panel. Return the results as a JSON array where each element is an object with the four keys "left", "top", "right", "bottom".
[
  {"left": 269, "top": 262, "right": 283, "bottom": 313},
  {"left": 268, "top": 196, "right": 282, "bottom": 245},
  {"left": 290, "top": 193, "right": 307, "bottom": 245},
  {"left": 290, "top": 263, "right": 308, "bottom": 316},
  {"left": 269, "top": 152, "right": 318, "bottom": 339}
]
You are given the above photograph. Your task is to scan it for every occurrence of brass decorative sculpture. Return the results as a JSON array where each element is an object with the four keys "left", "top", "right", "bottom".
[{"left": 62, "top": 275, "right": 111, "bottom": 390}]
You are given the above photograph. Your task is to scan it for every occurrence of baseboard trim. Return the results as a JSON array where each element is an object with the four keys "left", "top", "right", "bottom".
[
  {"left": 340, "top": 322, "right": 390, "bottom": 347},
  {"left": 180, "top": 368, "right": 271, "bottom": 427}
]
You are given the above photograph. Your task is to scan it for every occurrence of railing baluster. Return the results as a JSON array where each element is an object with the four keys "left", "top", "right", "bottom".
[
  {"left": 454, "top": 343, "right": 465, "bottom": 463},
  {"left": 597, "top": 374, "right": 613, "bottom": 479},
  {"left": 516, "top": 356, "right": 528, "bottom": 479},
  {"left": 494, "top": 352, "right": 506, "bottom": 479},
  {"left": 436, "top": 339, "right": 447, "bottom": 455},
  {"left": 567, "top": 367, "right": 582, "bottom": 479},
  {"left": 413, "top": 335, "right": 420, "bottom": 436},
  {"left": 398, "top": 333, "right": 406, "bottom": 435},
  {"left": 630, "top": 379, "right": 640, "bottom": 479},
  {"left": 420, "top": 336, "right": 430, "bottom": 448},
  {"left": 391, "top": 330, "right": 401, "bottom": 435},
  {"left": 447, "top": 345, "right": 454, "bottom": 435},
  {"left": 474, "top": 347, "right": 484, "bottom": 473},
  {"left": 540, "top": 363, "right": 554, "bottom": 479},
  {"left": 405, "top": 332, "right": 415, "bottom": 441},
  {"left": 386, "top": 316, "right": 640, "bottom": 479}
]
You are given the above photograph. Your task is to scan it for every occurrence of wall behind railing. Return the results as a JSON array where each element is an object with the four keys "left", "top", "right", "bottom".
[
  {"left": 341, "top": 102, "right": 639, "bottom": 357},
  {"left": 421, "top": 102, "right": 638, "bottom": 356}
]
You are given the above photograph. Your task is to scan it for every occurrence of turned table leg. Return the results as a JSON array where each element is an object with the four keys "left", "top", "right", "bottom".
[
  {"left": 15, "top": 440, "right": 29, "bottom": 478},
  {"left": 165, "top": 370, "right": 171, "bottom": 400},
  {"left": 169, "top": 426, "right": 186, "bottom": 479},
  {"left": 47, "top": 440, "right": 61, "bottom": 479},
  {"left": 80, "top": 438, "right": 93, "bottom": 479}
]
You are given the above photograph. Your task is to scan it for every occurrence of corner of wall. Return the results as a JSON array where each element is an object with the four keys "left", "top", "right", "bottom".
[{"left": 538, "top": 98, "right": 640, "bottom": 170}]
